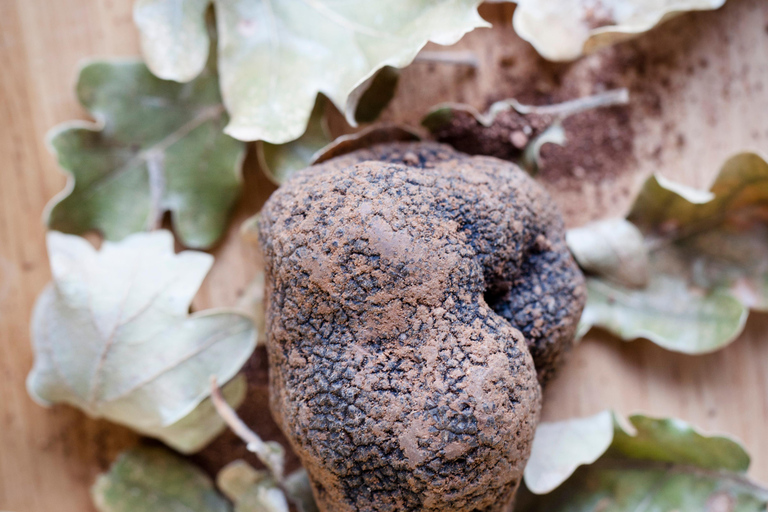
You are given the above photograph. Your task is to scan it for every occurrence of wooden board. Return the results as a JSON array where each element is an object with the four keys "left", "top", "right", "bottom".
[{"left": 0, "top": 0, "right": 766, "bottom": 510}]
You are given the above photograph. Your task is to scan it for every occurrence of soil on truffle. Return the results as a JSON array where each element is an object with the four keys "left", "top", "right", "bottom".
[{"left": 258, "top": 142, "right": 586, "bottom": 512}]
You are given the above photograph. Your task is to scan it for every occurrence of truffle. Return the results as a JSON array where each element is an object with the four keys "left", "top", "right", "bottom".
[{"left": 259, "top": 142, "right": 586, "bottom": 512}]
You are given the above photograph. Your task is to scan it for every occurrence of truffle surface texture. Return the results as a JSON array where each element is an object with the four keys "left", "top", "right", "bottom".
[{"left": 259, "top": 142, "right": 585, "bottom": 512}]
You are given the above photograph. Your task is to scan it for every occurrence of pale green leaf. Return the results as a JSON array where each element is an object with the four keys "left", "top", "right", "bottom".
[
  {"left": 257, "top": 69, "right": 401, "bottom": 185},
  {"left": 46, "top": 60, "right": 245, "bottom": 249},
  {"left": 217, "top": 461, "right": 289, "bottom": 512},
  {"left": 258, "top": 99, "right": 331, "bottom": 186},
  {"left": 134, "top": 0, "right": 488, "bottom": 143},
  {"left": 566, "top": 219, "right": 648, "bottom": 289},
  {"left": 92, "top": 447, "right": 231, "bottom": 512},
  {"left": 524, "top": 410, "right": 615, "bottom": 494},
  {"left": 27, "top": 231, "right": 256, "bottom": 436},
  {"left": 511, "top": 0, "right": 727, "bottom": 62},
  {"left": 518, "top": 413, "right": 766, "bottom": 511},
  {"left": 283, "top": 469, "right": 319, "bottom": 512},
  {"left": 140, "top": 373, "right": 247, "bottom": 454},
  {"left": 579, "top": 152, "right": 768, "bottom": 352},
  {"left": 582, "top": 274, "right": 748, "bottom": 352}
]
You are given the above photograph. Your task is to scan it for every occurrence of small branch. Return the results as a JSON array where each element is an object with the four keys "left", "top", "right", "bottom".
[
  {"left": 146, "top": 152, "right": 166, "bottom": 231},
  {"left": 511, "top": 88, "right": 629, "bottom": 118},
  {"left": 414, "top": 50, "right": 479, "bottom": 68},
  {"left": 211, "top": 376, "right": 285, "bottom": 480}
]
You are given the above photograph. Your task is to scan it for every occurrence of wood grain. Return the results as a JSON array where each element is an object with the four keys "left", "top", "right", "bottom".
[{"left": 0, "top": 0, "right": 766, "bottom": 510}]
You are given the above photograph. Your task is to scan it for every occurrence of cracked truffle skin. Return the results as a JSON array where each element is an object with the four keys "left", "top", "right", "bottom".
[{"left": 259, "top": 142, "right": 586, "bottom": 512}]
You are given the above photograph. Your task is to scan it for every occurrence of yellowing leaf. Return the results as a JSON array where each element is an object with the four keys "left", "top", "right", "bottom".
[
  {"left": 578, "top": 152, "right": 768, "bottom": 353},
  {"left": 27, "top": 231, "right": 256, "bottom": 438},
  {"left": 518, "top": 412, "right": 765, "bottom": 511},
  {"left": 92, "top": 446, "right": 231, "bottom": 512},
  {"left": 510, "top": 0, "right": 726, "bottom": 61},
  {"left": 46, "top": 60, "right": 245, "bottom": 249},
  {"left": 134, "top": 0, "right": 488, "bottom": 143}
]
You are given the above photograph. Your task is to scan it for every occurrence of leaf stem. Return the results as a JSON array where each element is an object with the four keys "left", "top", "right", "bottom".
[
  {"left": 210, "top": 376, "right": 285, "bottom": 480},
  {"left": 414, "top": 51, "right": 479, "bottom": 68}
]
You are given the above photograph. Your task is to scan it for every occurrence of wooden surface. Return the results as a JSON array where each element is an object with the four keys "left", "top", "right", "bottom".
[{"left": 1, "top": 0, "right": 767, "bottom": 510}]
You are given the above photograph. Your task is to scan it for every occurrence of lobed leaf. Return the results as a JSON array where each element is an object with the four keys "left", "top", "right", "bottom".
[
  {"left": 92, "top": 446, "right": 231, "bottom": 512},
  {"left": 217, "top": 461, "right": 290, "bottom": 512},
  {"left": 509, "top": 0, "right": 727, "bottom": 62},
  {"left": 577, "top": 152, "right": 768, "bottom": 353},
  {"left": 134, "top": 0, "right": 488, "bottom": 144},
  {"left": 141, "top": 373, "right": 248, "bottom": 454},
  {"left": 27, "top": 231, "right": 257, "bottom": 444},
  {"left": 520, "top": 412, "right": 766, "bottom": 511},
  {"left": 46, "top": 60, "right": 245, "bottom": 249}
]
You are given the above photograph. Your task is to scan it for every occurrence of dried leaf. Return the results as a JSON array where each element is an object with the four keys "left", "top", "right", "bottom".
[
  {"left": 256, "top": 62, "right": 403, "bottom": 185},
  {"left": 580, "top": 153, "right": 768, "bottom": 352},
  {"left": 524, "top": 410, "right": 615, "bottom": 494},
  {"left": 46, "top": 60, "right": 245, "bottom": 249},
  {"left": 518, "top": 413, "right": 766, "bottom": 511},
  {"left": 27, "top": 231, "right": 256, "bottom": 438},
  {"left": 258, "top": 99, "right": 331, "bottom": 186},
  {"left": 92, "top": 446, "right": 231, "bottom": 512},
  {"left": 217, "top": 461, "right": 289, "bottom": 512},
  {"left": 566, "top": 218, "right": 649, "bottom": 288},
  {"left": 142, "top": 373, "right": 247, "bottom": 454},
  {"left": 210, "top": 379, "right": 285, "bottom": 480},
  {"left": 510, "top": 0, "right": 727, "bottom": 61},
  {"left": 283, "top": 470, "right": 319, "bottom": 512},
  {"left": 134, "top": 0, "right": 487, "bottom": 143}
]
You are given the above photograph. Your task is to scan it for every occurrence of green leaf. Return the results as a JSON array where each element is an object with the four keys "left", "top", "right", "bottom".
[
  {"left": 134, "top": 0, "right": 488, "bottom": 143},
  {"left": 141, "top": 373, "right": 247, "bottom": 454},
  {"left": 510, "top": 0, "right": 727, "bottom": 62},
  {"left": 217, "top": 461, "right": 289, "bottom": 512},
  {"left": 46, "top": 60, "right": 245, "bottom": 249},
  {"left": 27, "top": 231, "right": 256, "bottom": 439},
  {"left": 578, "top": 152, "right": 768, "bottom": 352},
  {"left": 92, "top": 446, "right": 231, "bottom": 512},
  {"left": 518, "top": 413, "right": 767, "bottom": 512}
]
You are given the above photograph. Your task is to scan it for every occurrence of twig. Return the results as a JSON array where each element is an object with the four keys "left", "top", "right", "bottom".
[
  {"left": 210, "top": 376, "right": 285, "bottom": 480},
  {"left": 510, "top": 88, "right": 629, "bottom": 117},
  {"left": 414, "top": 50, "right": 479, "bottom": 68}
]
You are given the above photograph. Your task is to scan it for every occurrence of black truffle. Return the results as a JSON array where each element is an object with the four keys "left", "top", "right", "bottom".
[{"left": 259, "top": 142, "right": 585, "bottom": 512}]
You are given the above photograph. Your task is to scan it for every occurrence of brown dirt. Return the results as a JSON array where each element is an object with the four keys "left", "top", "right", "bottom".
[
  {"left": 429, "top": 109, "right": 554, "bottom": 162},
  {"left": 258, "top": 142, "right": 585, "bottom": 512}
]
